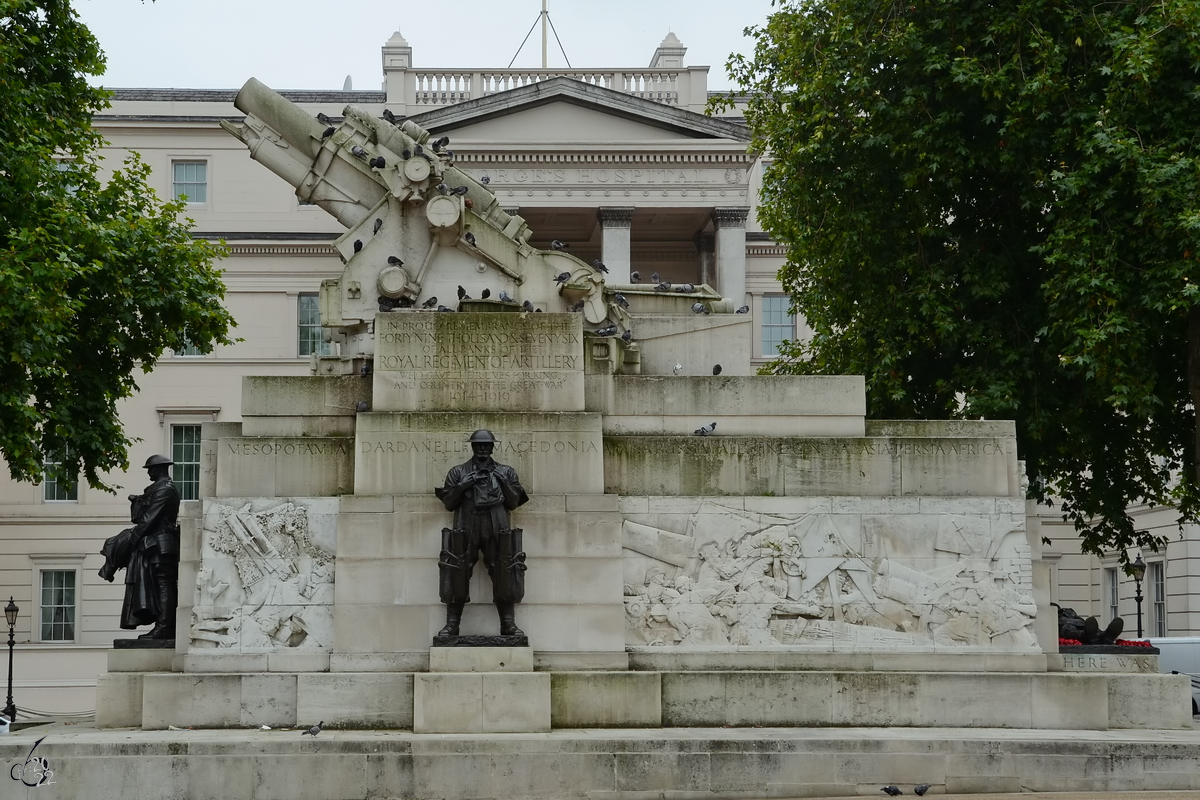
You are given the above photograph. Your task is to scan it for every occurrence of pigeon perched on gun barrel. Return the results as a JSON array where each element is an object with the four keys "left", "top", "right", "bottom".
[
  {"left": 316, "top": 112, "right": 333, "bottom": 126},
  {"left": 464, "top": 232, "right": 476, "bottom": 247},
  {"left": 350, "top": 145, "right": 367, "bottom": 159},
  {"left": 550, "top": 239, "right": 568, "bottom": 251},
  {"left": 387, "top": 255, "right": 403, "bottom": 266},
  {"left": 373, "top": 218, "right": 383, "bottom": 235}
]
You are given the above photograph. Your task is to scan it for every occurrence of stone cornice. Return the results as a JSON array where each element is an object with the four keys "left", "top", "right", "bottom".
[
  {"left": 410, "top": 76, "right": 752, "bottom": 143},
  {"left": 454, "top": 150, "right": 754, "bottom": 164},
  {"left": 712, "top": 207, "right": 751, "bottom": 227},
  {"left": 597, "top": 207, "right": 635, "bottom": 227}
]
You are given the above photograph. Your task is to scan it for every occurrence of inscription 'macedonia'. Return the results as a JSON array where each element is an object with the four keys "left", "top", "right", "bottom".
[{"left": 603, "top": 439, "right": 1008, "bottom": 458}]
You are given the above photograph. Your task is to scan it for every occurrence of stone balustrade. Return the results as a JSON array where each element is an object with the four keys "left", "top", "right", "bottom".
[{"left": 401, "top": 67, "right": 707, "bottom": 110}]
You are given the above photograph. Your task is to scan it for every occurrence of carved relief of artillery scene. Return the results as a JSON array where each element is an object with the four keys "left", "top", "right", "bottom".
[
  {"left": 190, "top": 499, "right": 338, "bottom": 651},
  {"left": 622, "top": 500, "right": 1037, "bottom": 650}
]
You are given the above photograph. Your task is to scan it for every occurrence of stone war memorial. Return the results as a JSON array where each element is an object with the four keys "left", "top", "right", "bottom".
[{"left": 80, "top": 79, "right": 1197, "bottom": 798}]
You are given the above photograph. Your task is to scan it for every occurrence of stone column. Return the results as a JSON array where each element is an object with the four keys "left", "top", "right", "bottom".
[
  {"left": 694, "top": 231, "right": 715, "bottom": 289},
  {"left": 712, "top": 207, "right": 749, "bottom": 305},
  {"left": 597, "top": 207, "right": 634, "bottom": 284}
]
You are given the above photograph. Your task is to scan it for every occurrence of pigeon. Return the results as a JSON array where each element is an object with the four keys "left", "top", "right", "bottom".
[
  {"left": 450, "top": 185, "right": 469, "bottom": 196},
  {"left": 881, "top": 788, "right": 902, "bottom": 797},
  {"left": 350, "top": 145, "right": 367, "bottom": 159},
  {"left": 592, "top": 259, "right": 609, "bottom": 273},
  {"left": 535, "top": 308, "right": 542, "bottom": 312},
  {"left": 382, "top": 108, "right": 397, "bottom": 124},
  {"left": 443, "top": 149, "right": 455, "bottom": 160},
  {"left": 650, "top": 272, "right": 660, "bottom": 284},
  {"left": 457, "top": 285, "right": 468, "bottom": 300},
  {"left": 414, "top": 143, "right": 425, "bottom": 157},
  {"left": 397, "top": 296, "right": 414, "bottom": 308},
  {"left": 436, "top": 136, "right": 451, "bottom": 148},
  {"left": 692, "top": 303, "right": 707, "bottom": 314},
  {"left": 0, "top": 715, "right": 9, "bottom": 735},
  {"left": 570, "top": 300, "right": 586, "bottom": 312},
  {"left": 387, "top": 255, "right": 403, "bottom": 266},
  {"left": 736, "top": 305, "right": 750, "bottom": 314},
  {"left": 480, "top": 175, "right": 491, "bottom": 185},
  {"left": 499, "top": 291, "right": 514, "bottom": 303},
  {"left": 353, "top": 239, "right": 363, "bottom": 253},
  {"left": 550, "top": 239, "right": 568, "bottom": 251},
  {"left": 401, "top": 149, "right": 411, "bottom": 160},
  {"left": 422, "top": 296, "right": 438, "bottom": 308},
  {"left": 621, "top": 329, "right": 633, "bottom": 343},
  {"left": 694, "top": 422, "right": 717, "bottom": 436},
  {"left": 321, "top": 126, "right": 335, "bottom": 139},
  {"left": 481, "top": 288, "right": 491, "bottom": 299},
  {"left": 522, "top": 300, "right": 535, "bottom": 312},
  {"left": 673, "top": 363, "right": 683, "bottom": 375},
  {"left": 436, "top": 183, "right": 450, "bottom": 195},
  {"left": 613, "top": 292, "right": 630, "bottom": 309},
  {"left": 437, "top": 305, "right": 454, "bottom": 312},
  {"left": 369, "top": 156, "right": 386, "bottom": 169},
  {"left": 914, "top": 786, "right": 930, "bottom": 797},
  {"left": 594, "top": 325, "right": 619, "bottom": 337},
  {"left": 302, "top": 721, "right": 324, "bottom": 737},
  {"left": 355, "top": 401, "right": 369, "bottom": 412},
  {"left": 674, "top": 283, "right": 695, "bottom": 293},
  {"left": 713, "top": 364, "right": 722, "bottom": 376},
  {"left": 465, "top": 232, "right": 477, "bottom": 247},
  {"left": 554, "top": 271, "right": 571, "bottom": 285},
  {"left": 655, "top": 282, "right": 672, "bottom": 292},
  {"left": 630, "top": 270, "right": 641, "bottom": 283},
  {"left": 373, "top": 218, "right": 383, "bottom": 235},
  {"left": 360, "top": 362, "right": 372, "bottom": 376},
  {"left": 378, "top": 302, "right": 392, "bottom": 312},
  {"left": 317, "top": 112, "right": 333, "bottom": 126}
]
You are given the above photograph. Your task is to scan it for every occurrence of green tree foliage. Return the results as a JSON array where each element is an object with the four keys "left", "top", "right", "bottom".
[
  {"left": 723, "top": 0, "right": 1200, "bottom": 558},
  {"left": 0, "top": 0, "right": 235, "bottom": 490}
]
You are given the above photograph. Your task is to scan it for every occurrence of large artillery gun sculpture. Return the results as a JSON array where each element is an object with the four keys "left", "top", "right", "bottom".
[{"left": 220, "top": 78, "right": 728, "bottom": 368}]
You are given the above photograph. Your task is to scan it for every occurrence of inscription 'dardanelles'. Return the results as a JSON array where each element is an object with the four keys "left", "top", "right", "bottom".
[{"left": 358, "top": 438, "right": 599, "bottom": 455}]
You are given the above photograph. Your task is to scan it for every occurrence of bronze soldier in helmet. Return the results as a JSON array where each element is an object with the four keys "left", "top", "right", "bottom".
[
  {"left": 435, "top": 430, "right": 529, "bottom": 637},
  {"left": 99, "top": 454, "right": 181, "bottom": 639}
]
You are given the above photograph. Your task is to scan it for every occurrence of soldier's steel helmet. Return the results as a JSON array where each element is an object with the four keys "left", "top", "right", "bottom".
[
  {"left": 468, "top": 430, "right": 497, "bottom": 444},
  {"left": 144, "top": 454, "right": 174, "bottom": 468}
]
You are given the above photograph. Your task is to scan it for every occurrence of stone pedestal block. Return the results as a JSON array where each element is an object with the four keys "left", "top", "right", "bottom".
[
  {"left": 430, "top": 646, "right": 534, "bottom": 672},
  {"left": 413, "top": 671, "right": 550, "bottom": 733},
  {"left": 373, "top": 312, "right": 584, "bottom": 412},
  {"left": 354, "top": 412, "right": 603, "bottom": 495},
  {"left": 107, "top": 647, "right": 175, "bottom": 673},
  {"left": 215, "top": 437, "right": 354, "bottom": 497}
]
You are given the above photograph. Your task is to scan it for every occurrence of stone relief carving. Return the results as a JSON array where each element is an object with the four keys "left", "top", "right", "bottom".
[
  {"left": 622, "top": 501, "right": 1037, "bottom": 651},
  {"left": 191, "top": 499, "right": 336, "bottom": 651}
]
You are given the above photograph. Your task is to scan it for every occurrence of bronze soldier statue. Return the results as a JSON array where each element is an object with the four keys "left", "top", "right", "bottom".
[
  {"left": 99, "top": 454, "right": 181, "bottom": 640},
  {"left": 435, "top": 430, "right": 529, "bottom": 638}
]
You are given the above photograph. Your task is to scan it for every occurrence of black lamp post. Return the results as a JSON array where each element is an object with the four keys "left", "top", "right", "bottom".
[
  {"left": 1128, "top": 555, "right": 1147, "bottom": 639},
  {"left": 4, "top": 596, "right": 17, "bottom": 724}
]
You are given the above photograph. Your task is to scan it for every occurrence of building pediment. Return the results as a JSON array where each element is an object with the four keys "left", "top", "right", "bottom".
[{"left": 409, "top": 76, "right": 750, "bottom": 143}]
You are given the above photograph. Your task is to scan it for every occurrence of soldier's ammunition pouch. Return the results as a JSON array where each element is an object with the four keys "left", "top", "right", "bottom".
[
  {"left": 491, "top": 527, "right": 526, "bottom": 604},
  {"left": 438, "top": 527, "right": 473, "bottom": 604}
]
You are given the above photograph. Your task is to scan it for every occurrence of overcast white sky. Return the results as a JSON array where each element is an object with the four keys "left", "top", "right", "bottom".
[{"left": 74, "top": 0, "right": 777, "bottom": 92}]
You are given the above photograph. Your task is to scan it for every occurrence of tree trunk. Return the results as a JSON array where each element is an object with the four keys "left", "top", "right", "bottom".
[{"left": 1190, "top": 305, "right": 1200, "bottom": 480}]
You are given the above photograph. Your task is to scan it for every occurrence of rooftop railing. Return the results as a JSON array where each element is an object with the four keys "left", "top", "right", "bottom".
[{"left": 394, "top": 67, "right": 709, "bottom": 112}]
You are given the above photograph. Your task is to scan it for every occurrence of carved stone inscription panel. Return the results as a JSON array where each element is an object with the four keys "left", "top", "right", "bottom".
[
  {"left": 622, "top": 498, "right": 1038, "bottom": 652},
  {"left": 373, "top": 312, "right": 585, "bottom": 413},
  {"left": 191, "top": 498, "right": 338, "bottom": 652}
]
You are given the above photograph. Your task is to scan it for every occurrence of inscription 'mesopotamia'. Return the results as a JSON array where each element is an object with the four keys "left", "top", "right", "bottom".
[{"left": 226, "top": 441, "right": 350, "bottom": 457}]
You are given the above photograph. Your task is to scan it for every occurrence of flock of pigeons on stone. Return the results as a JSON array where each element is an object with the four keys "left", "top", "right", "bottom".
[{"left": 881, "top": 785, "right": 930, "bottom": 796}]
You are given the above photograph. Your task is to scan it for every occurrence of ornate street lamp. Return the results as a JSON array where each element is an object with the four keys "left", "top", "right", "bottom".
[
  {"left": 1128, "top": 555, "right": 1147, "bottom": 639},
  {"left": 4, "top": 596, "right": 17, "bottom": 724}
]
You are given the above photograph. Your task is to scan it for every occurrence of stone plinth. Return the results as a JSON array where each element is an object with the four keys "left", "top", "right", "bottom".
[
  {"left": 334, "top": 494, "right": 626, "bottom": 662},
  {"left": 596, "top": 374, "right": 866, "bottom": 437},
  {"left": 429, "top": 646, "right": 533, "bottom": 672},
  {"left": 603, "top": 435, "right": 1018, "bottom": 497},
  {"left": 373, "top": 312, "right": 584, "bottom": 412},
  {"left": 354, "top": 412, "right": 603, "bottom": 495},
  {"left": 240, "top": 375, "right": 371, "bottom": 437},
  {"left": 413, "top": 671, "right": 551, "bottom": 733},
  {"left": 215, "top": 437, "right": 354, "bottom": 497}
]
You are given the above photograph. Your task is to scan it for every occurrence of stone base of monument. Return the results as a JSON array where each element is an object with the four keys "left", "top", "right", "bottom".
[
  {"left": 414, "top": 647, "right": 549, "bottom": 733},
  {"left": 95, "top": 664, "right": 1193, "bottom": 731}
]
